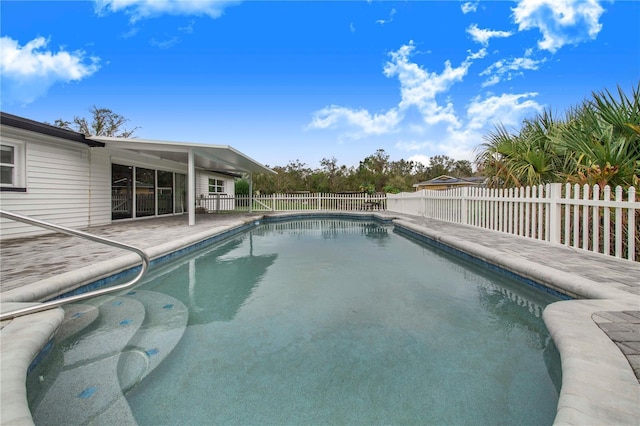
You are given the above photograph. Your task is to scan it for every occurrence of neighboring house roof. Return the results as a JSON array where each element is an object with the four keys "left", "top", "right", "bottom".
[
  {"left": 413, "top": 175, "right": 485, "bottom": 188},
  {"left": 0, "top": 112, "right": 104, "bottom": 147}
]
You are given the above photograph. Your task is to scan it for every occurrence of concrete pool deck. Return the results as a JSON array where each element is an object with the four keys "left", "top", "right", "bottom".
[{"left": 1, "top": 211, "right": 639, "bottom": 425}]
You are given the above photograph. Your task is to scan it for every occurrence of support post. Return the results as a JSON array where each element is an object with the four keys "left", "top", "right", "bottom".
[
  {"left": 249, "top": 173, "right": 253, "bottom": 213},
  {"left": 188, "top": 149, "right": 195, "bottom": 226}
]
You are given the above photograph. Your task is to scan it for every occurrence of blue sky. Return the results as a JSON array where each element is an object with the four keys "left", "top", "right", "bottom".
[{"left": 1, "top": 1, "right": 639, "bottom": 169}]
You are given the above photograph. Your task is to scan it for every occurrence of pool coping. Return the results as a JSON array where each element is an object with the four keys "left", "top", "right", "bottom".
[{"left": 1, "top": 211, "right": 639, "bottom": 425}]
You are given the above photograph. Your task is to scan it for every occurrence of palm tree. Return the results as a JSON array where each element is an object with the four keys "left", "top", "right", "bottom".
[
  {"left": 475, "top": 124, "right": 522, "bottom": 188},
  {"left": 552, "top": 84, "right": 640, "bottom": 188},
  {"left": 476, "top": 109, "right": 562, "bottom": 188},
  {"left": 476, "top": 83, "right": 639, "bottom": 189}
]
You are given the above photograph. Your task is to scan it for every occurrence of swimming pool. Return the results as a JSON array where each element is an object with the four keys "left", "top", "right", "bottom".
[{"left": 27, "top": 218, "right": 562, "bottom": 425}]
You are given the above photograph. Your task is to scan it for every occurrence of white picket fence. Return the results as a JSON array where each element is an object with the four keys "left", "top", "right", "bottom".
[
  {"left": 387, "top": 183, "right": 639, "bottom": 261},
  {"left": 196, "top": 192, "right": 387, "bottom": 213}
]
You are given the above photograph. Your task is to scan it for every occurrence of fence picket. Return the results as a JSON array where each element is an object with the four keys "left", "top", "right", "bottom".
[
  {"left": 629, "top": 187, "right": 636, "bottom": 261},
  {"left": 592, "top": 185, "right": 600, "bottom": 254},
  {"left": 537, "top": 185, "right": 544, "bottom": 241},
  {"left": 572, "top": 184, "right": 580, "bottom": 248},
  {"left": 615, "top": 186, "right": 623, "bottom": 258},
  {"left": 603, "top": 186, "right": 611, "bottom": 256},
  {"left": 582, "top": 184, "right": 589, "bottom": 250},
  {"left": 563, "top": 184, "right": 571, "bottom": 246}
]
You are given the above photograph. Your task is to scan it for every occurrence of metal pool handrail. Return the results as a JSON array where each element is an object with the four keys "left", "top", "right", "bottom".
[{"left": 0, "top": 210, "right": 150, "bottom": 321}]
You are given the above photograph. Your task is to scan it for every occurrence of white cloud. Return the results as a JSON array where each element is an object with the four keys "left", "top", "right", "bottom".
[
  {"left": 383, "top": 41, "right": 481, "bottom": 127},
  {"left": 480, "top": 54, "right": 547, "bottom": 86},
  {"left": 150, "top": 36, "right": 180, "bottom": 49},
  {"left": 350, "top": 22, "right": 356, "bottom": 33},
  {"left": 466, "top": 92, "right": 542, "bottom": 130},
  {"left": 376, "top": 8, "right": 396, "bottom": 25},
  {"left": 407, "top": 154, "right": 430, "bottom": 166},
  {"left": 467, "top": 48, "right": 487, "bottom": 60},
  {"left": 466, "top": 24, "right": 513, "bottom": 46},
  {"left": 395, "top": 140, "right": 430, "bottom": 152},
  {"left": 308, "top": 41, "right": 483, "bottom": 138},
  {"left": 94, "top": 0, "right": 242, "bottom": 22},
  {"left": 308, "top": 106, "right": 402, "bottom": 138},
  {"left": 308, "top": 41, "right": 544, "bottom": 164},
  {"left": 481, "top": 75, "right": 501, "bottom": 88},
  {"left": 512, "top": 0, "right": 605, "bottom": 52},
  {"left": 461, "top": 1, "right": 479, "bottom": 14},
  {"left": 179, "top": 20, "right": 195, "bottom": 34},
  {"left": 0, "top": 36, "right": 100, "bottom": 105},
  {"left": 395, "top": 93, "right": 544, "bottom": 162},
  {"left": 120, "top": 27, "right": 140, "bottom": 39}
]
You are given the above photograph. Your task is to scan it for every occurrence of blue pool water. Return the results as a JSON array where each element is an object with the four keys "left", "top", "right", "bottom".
[{"left": 28, "top": 218, "right": 561, "bottom": 425}]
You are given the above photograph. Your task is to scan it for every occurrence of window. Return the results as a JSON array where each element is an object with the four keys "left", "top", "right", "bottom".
[
  {"left": 1, "top": 145, "right": 15, "bottom": 185},
  {"left": 208, "top": 178, "right": 225, "bottom": 194},
  {"left": 0, "top": 142, "right": 25, "bottom": 190}
]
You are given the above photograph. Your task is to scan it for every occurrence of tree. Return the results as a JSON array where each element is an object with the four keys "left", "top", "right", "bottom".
[
  {"left": 357, "top": 149, "right": 390, "bottom": 192},
  {"left": 475, "top": 83, "right": 639, "bottom": 189},
  {"left": 53, "top": 106, "right": 139, "bottom": 137},
  {"left": 235, "top": 178, "right": 250, "bottom": 195},
  {"left": 428, "top": 155, "right": 455, "bottom": 178},
  {"left": 451, "top": 160, "right": 473, "bottom": 177}
]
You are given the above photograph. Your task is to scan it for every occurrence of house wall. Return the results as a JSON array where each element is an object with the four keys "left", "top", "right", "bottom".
[
  {"left": 88, "top": 147, "right": 111, "bottom": 227},
  {"left": 414, "top": 183, "right": 482, "bottom": 191},
  {"left": 0, "top": 126, "right": 97, "bottom": 239},
  {"left": 1, "top": 123, "right": 242, "bottom": 239},
  {"left": 195, "top": 171, "right": 235, "bottom": 197},
  {"left": 195, "top": 171, "right": 236, "bottom": 212}
]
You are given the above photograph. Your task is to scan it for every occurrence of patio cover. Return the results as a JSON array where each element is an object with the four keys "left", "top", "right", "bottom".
[{"left": 90, "top": 136, "right": 275, "bottom": 225}]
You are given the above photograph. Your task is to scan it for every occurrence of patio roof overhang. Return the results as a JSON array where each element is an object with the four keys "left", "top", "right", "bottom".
[
  {"left": 89, "top": 136, "right": 275, "bottom": 176},
  {"left": 90, "top": 136, "right": 274, "bottom": 226}
]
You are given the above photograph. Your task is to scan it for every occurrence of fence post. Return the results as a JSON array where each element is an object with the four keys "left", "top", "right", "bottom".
[
  {"left": 548, "top": 183, "right": 562, "bottom": 244},
  {"left": 460, "top": 187, "right": 468, "bottom": 225}
]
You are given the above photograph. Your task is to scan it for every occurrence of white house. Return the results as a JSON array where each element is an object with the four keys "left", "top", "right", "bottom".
[{"left": 0, "top": 112, "right": 274, "bottom": 240}]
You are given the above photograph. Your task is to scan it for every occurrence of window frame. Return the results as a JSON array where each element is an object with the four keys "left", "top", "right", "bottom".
[
  {"left": 208, "top": 178, "right": 225, "bottom": 194},
  {"left": 0, "top": 140, "right": 26, "bottom": 192}
]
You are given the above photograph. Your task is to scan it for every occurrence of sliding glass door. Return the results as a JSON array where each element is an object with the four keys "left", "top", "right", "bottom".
[
  {"left": 112, "top": 164, "right": 186, "bottom": 220},
  {"left": 111, "top": 164, "right": 133, "bottom": 220},
  {"left": 157, "top": 170, "right": 174, "bottom": 215},
  {"left": 175, "top": 173, "right": 187, "bottom": 214},
  {"left": 136, "top": 167, "right": 155, "bottom": 217}
]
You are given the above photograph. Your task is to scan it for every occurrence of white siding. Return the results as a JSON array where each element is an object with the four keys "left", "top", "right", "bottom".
[
  {"left": 196, "top": 171, "right": 235, "bottom": 197},
  {"left": 88, "top": 148, "right": 111, "bottom": 227},
  {"left": 0, "top": 127, "right": 92, "bottom": 239}
]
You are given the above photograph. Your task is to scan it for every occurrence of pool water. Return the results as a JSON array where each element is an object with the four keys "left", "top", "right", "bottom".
[{"left": 28, "top": 218, "right": 561, "bottom": 425}]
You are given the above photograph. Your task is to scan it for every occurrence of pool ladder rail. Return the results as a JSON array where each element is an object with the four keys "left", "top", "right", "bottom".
[{"left": 0, "top": 209, "right": 150, "bottom": 321}]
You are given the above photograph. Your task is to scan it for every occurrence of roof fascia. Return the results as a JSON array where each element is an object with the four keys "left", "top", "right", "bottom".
[{"left": 0, "top": 112, "right": 104, "bottom": 147}]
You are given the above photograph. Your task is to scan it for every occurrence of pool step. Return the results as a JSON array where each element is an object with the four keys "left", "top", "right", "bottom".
[{"left": 30, "top": 290, "right": 188, "bottom": 425}]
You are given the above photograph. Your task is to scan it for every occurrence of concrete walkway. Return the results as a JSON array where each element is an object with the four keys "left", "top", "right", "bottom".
[{"left": 1, "top": 211, "right": 639, "bottom": 425}]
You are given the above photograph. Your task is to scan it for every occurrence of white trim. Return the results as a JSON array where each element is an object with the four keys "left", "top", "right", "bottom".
[{"left": 0, "top": 139, "right": 26, "bottom": 189}]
